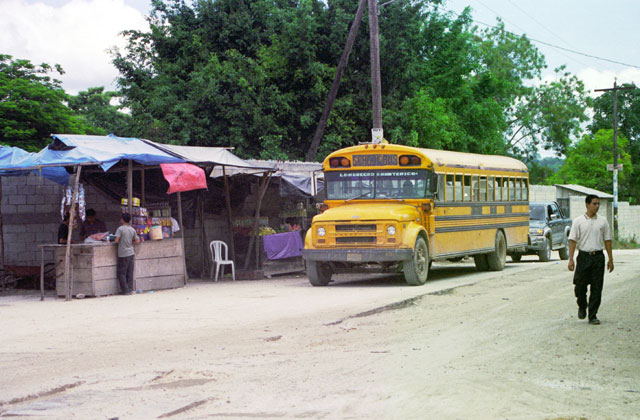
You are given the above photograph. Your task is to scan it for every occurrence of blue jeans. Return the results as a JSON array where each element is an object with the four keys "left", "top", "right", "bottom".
[{"left": 117, "top": 255, "right": 135, "bottom": 294}]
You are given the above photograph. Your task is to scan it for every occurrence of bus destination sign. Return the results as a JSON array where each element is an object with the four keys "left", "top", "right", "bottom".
[{"left": 352, "top": 154, "right": 398, "bottom": 167}]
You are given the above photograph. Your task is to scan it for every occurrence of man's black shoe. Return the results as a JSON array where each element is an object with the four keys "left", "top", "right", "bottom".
[
  {"left": 578, "top": 307, "right": 586, "bottom": 319},
  {"left": 588, "top": 317, "right": 601, "bottom": 325}
]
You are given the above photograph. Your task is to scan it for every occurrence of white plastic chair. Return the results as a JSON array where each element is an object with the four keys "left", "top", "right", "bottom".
[{"left": 209, "top": 240, "right": 235, "bottom": 281}]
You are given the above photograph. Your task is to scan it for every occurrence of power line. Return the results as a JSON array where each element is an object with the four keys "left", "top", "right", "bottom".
[{"left": 431, "top": 4, "right": 640, "bottom": 70}]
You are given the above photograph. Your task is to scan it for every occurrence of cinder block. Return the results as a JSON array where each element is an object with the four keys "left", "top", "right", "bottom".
[
  {"left": 17, "top": 204, "right": 36, "bottom": 213},
  {"left": 8, "top": 195, "right": 27, "bottom": 205},
  {"left": 27, "top": 194, "right": 46, "bottom": 205},
  {"left": 2, "top": 185, "right": 18, "bottom": 195}
]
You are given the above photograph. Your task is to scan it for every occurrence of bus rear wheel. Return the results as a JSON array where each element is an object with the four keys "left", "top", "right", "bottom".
[
  {"left": 487, "top": 230, "right": 507, "bottom": 271},
  {"left": 404, "top": 236, "right": 429, "bottom": 286},
  {"left": 308, "top": 261, "right": 332, "bottom": 286}
]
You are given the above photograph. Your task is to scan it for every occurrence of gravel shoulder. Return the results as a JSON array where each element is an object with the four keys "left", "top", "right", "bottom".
[{"left": 1, "top": 250, "right": 638, "bottom": 419}]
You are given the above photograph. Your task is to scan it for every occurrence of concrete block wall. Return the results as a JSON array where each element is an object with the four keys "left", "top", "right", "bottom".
[
  {"left": 617, "top": 202, "right": 640, "bottom": 242},
  {"left": 1, "top": 173, "right": 117, "bottom": 267},
  {"left": 529, "top": 185, "right": 556, "bottom": 202}
]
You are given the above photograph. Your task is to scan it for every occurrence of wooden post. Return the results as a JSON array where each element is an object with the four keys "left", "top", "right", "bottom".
[
  {"left": 64, "top": 165, "right": 82, "bottom": 301},
  {"left": 127, "top": 160, "right": 133, "bottom": 215},
  {"left": 141, "top": 168, "right": 145, "bottom": 207},
  {"left": 40, "top": 247, "right": 44, "bottom": 301},
  {"left": 0, "top": 177, "right": 4, "bottom": 291},
  {"left": 243, "top": 172, "right": 271, "bottom": 270},
  {"left": 177, "top": 191, "right": 188, "bottom": 285},
  {"left": 199, "top": 190, "right": 207, "bottom": 278},
  {"left": 222, "top": 166, "right": 235, "bottom": 262}
]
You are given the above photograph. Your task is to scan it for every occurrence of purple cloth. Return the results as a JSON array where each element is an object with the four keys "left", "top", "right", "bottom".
[{"left": 263, "top": 231, "right": 304, "bottom": 260}]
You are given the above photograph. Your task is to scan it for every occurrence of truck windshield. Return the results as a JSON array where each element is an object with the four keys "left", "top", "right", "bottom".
[
  {"left": 325, "top": 170, "right": 432, "bottom": 200},
  {"left": 530, "top": 205, "right": 546, "bottom": 220}
]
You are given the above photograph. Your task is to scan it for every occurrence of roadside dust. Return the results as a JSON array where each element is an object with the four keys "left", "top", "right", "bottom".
[{"left": 1, "top": 251, "right": 638, "bottom": 419}]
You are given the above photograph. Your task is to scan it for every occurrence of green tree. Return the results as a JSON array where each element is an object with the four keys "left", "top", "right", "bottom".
[
  {"left": 68, "top": 87, "right": 133, "bottom": 136},
  {"left": 550, "top": 129, "right": 632, "bottom": 195},
  {"left": 508, "top": 67, "right": 590, "bottom": 159},
  {"left": 0, "top": 54, "right": 90, "bottom": 151}
]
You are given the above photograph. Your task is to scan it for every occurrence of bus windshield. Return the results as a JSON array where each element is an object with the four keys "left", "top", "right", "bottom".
[{"left": 325, "top": 170, "right": 432, "bottom": 200}]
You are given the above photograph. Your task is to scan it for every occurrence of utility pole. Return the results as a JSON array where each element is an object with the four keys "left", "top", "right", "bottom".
[
  {"left": 368, "top": 0, "right": 383, "bottom": 141},
  {"left": 594, "top": 80, "right": 634, "bottom": 239}
]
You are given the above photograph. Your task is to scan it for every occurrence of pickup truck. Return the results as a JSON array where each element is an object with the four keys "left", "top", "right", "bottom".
[{"left": 509, "top": 201, "right": 572, "bottom": 262}]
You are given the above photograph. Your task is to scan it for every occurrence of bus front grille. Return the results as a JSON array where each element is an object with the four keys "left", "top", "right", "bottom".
[
  {"left": 335, "top": 224, "right": 377, "bottom": 232},
  {"left": 336, "top": 237, "right": 376, "bottom": 244}
]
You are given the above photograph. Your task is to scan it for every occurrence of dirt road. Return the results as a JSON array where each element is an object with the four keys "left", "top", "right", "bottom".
[{"left": 1, "top": 250, "right": 639, "bottom": 419}]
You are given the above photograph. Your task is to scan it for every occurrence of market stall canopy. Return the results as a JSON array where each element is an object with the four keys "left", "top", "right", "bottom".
[
  {"left": 0, "top": 135, "right": 184, "bottom": 172},
  {"left": 148, "top": 143, "right": 276, "bottom": 171},
  {"left": 0, "top": 145, "right": 70, "bottom": 184}
]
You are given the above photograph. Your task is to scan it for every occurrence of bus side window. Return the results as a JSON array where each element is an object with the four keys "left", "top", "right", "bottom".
[
  {"left": 487, "top": 176, "right": 494, "bottom": 201},
  {"left": 445, "top": 174, "right": 454, "bottom": 202},
  {"left": 509, "top": 178, "right": 516, "bottom": 201},
  {"left": 523, "top": 178, "right": 529, "bottom": 201},
  {"left": 495, "top": 177, "right": 502, "bottom": 201},
  {"left": 436, "top": 174, "right": 444, "bottom": 201},
  {"left": 455, "top": 174, "right": 463, "bottom": 201},
  {"left": 463, "top": 175, "right": 471, "bottom": 201},
  {"left": 480, "top": 176, "right": 487, "bottom": 202},
  {"left": 472, "top": 176, "right": 479, "bottom": 201},
  {"left": 516, "top": 178, "right": 522, "bottom": 201},
  {"left": 502, "top": 177, "right": 508, "bottom": 201}
]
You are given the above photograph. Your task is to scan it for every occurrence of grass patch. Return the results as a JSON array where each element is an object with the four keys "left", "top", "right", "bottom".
[{"left": 613, "top": 237, "right": 640, "bottom": 249}]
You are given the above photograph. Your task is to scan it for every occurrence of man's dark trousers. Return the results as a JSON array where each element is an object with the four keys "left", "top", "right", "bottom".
[
  {"left": 117, "top": 255, "right": 135, "bottom": 294},
  {"left": 573, "top": 251, "right": 605, "bottom": 319}
]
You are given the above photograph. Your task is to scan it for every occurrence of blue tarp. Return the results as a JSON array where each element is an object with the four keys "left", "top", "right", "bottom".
[
  {"left": 0, "top": 135, "right": 183, "bottom": 173},
  {"left": 0, "top": 145, "right": 70, "bottom": 184}
]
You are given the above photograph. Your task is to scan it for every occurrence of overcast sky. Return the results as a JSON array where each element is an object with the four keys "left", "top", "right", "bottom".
[{"left": 2, "top": 0, "right": 639, "bottom": 97}]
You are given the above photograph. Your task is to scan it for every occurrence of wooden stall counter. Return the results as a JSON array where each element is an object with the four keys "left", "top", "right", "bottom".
[{"left": 46, "top": 238, "right": 186, "bottom": 297}]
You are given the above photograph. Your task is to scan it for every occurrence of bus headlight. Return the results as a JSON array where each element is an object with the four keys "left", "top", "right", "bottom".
[
  {"left": 317, "top": 227, "right": 326, "bottom": 237},
  {"left": 386, "top": 226, "right": 396, "bottom": 236}
]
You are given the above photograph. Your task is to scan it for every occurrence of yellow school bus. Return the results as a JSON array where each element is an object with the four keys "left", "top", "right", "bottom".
[{"left": 303, "top": 143, "right": 529, "bottom": 286}]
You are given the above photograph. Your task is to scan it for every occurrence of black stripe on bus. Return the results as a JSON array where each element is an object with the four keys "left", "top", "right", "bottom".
[
  {"left": 435, "top": 221, "right": 529, "bottom": 233},
  {"left": 435, "top": 212, "right": 529, "bottom": 221}
]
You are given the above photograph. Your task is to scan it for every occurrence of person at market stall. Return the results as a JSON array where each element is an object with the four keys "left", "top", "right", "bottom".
[
  {"left": 80, "top": 208, "right": 107, "bottom": 240},
  {"left": 115, "top": 213, "right": 140, "bottom": 295},
  {"left": 57, "top": 213, "right": 71, "bottom": 244}
]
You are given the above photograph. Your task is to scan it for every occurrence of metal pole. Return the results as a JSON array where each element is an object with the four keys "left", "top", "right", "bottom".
[
  {"left": 595, "top": 81, "right": 634, "bottom": 240},
  {"left": 368, "top": 0, "right": 383, "bottom": 131},
  {"left": 612, "top": 80, "right": 619, "bottom": 238},
  {"left": 40, "top": 247, "right": 44, "bottom": 301},
  {"left": 222, "top": 166, "right": 236, "bottom": 262}
]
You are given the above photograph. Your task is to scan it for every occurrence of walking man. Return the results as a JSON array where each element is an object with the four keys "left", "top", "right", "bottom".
[
  {"left": 567, "top": 194, "right": 614, "bottom": 324},
  {"left": 115, "top": 213, "right": 140, "bottom": 295}
]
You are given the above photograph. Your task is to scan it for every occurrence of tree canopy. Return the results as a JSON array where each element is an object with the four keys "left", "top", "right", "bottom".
[
  {"left": 0, "top": 54, "right": 91, "bottom": 151},
  {"left": 111, "top": 0, "right": 589, "bottom": 162}
]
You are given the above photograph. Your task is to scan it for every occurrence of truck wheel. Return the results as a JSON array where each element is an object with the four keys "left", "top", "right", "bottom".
[
  {"left": 538, "top": 237, "right": 551, "bottom": 262},
  {"left": 558, "top": 238, "right": 570, "bottom": 260},
  {"left": 474, "top": 254, "right": 490, "bottom": 271},
  {"left": 487, "top": 231, "right": 507, "bottom": 271},
  {"left": 308, "top": 261, "right": 332, "bottom": 286},
  {"left": 510, "top": 253, "right": 522, "bottom": 262},
  {"left": 404, "top": 236, "right": 429, "bottom": 286}
]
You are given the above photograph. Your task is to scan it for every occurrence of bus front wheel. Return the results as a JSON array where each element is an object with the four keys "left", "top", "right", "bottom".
[
  {"left": 308, "top": 261, "right": 332, "bottom": 286},
  {"left": 404, "top": 236, "right": 429, "bottom": 286},
  {"left": 487, "top": 230, "right": 507, "bottom": 271}
]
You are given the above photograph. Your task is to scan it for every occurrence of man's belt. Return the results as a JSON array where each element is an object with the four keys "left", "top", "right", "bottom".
[{"left": 579, "top": 250, "right": 603, "bottom": 256}]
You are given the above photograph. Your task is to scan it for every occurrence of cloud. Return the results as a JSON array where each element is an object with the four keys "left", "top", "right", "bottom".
[{"left": 0, "top": 0, "right": 148, "bottom": 94}]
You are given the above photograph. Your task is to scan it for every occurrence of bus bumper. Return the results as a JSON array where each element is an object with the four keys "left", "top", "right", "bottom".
[{"left": 303, "top": 248, "right": 413, "bottom": 262}]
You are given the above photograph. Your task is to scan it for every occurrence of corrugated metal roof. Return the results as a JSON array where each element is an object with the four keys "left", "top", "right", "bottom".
[{"left": 555, "top": 184, "right": 613, "bottom": 198}]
